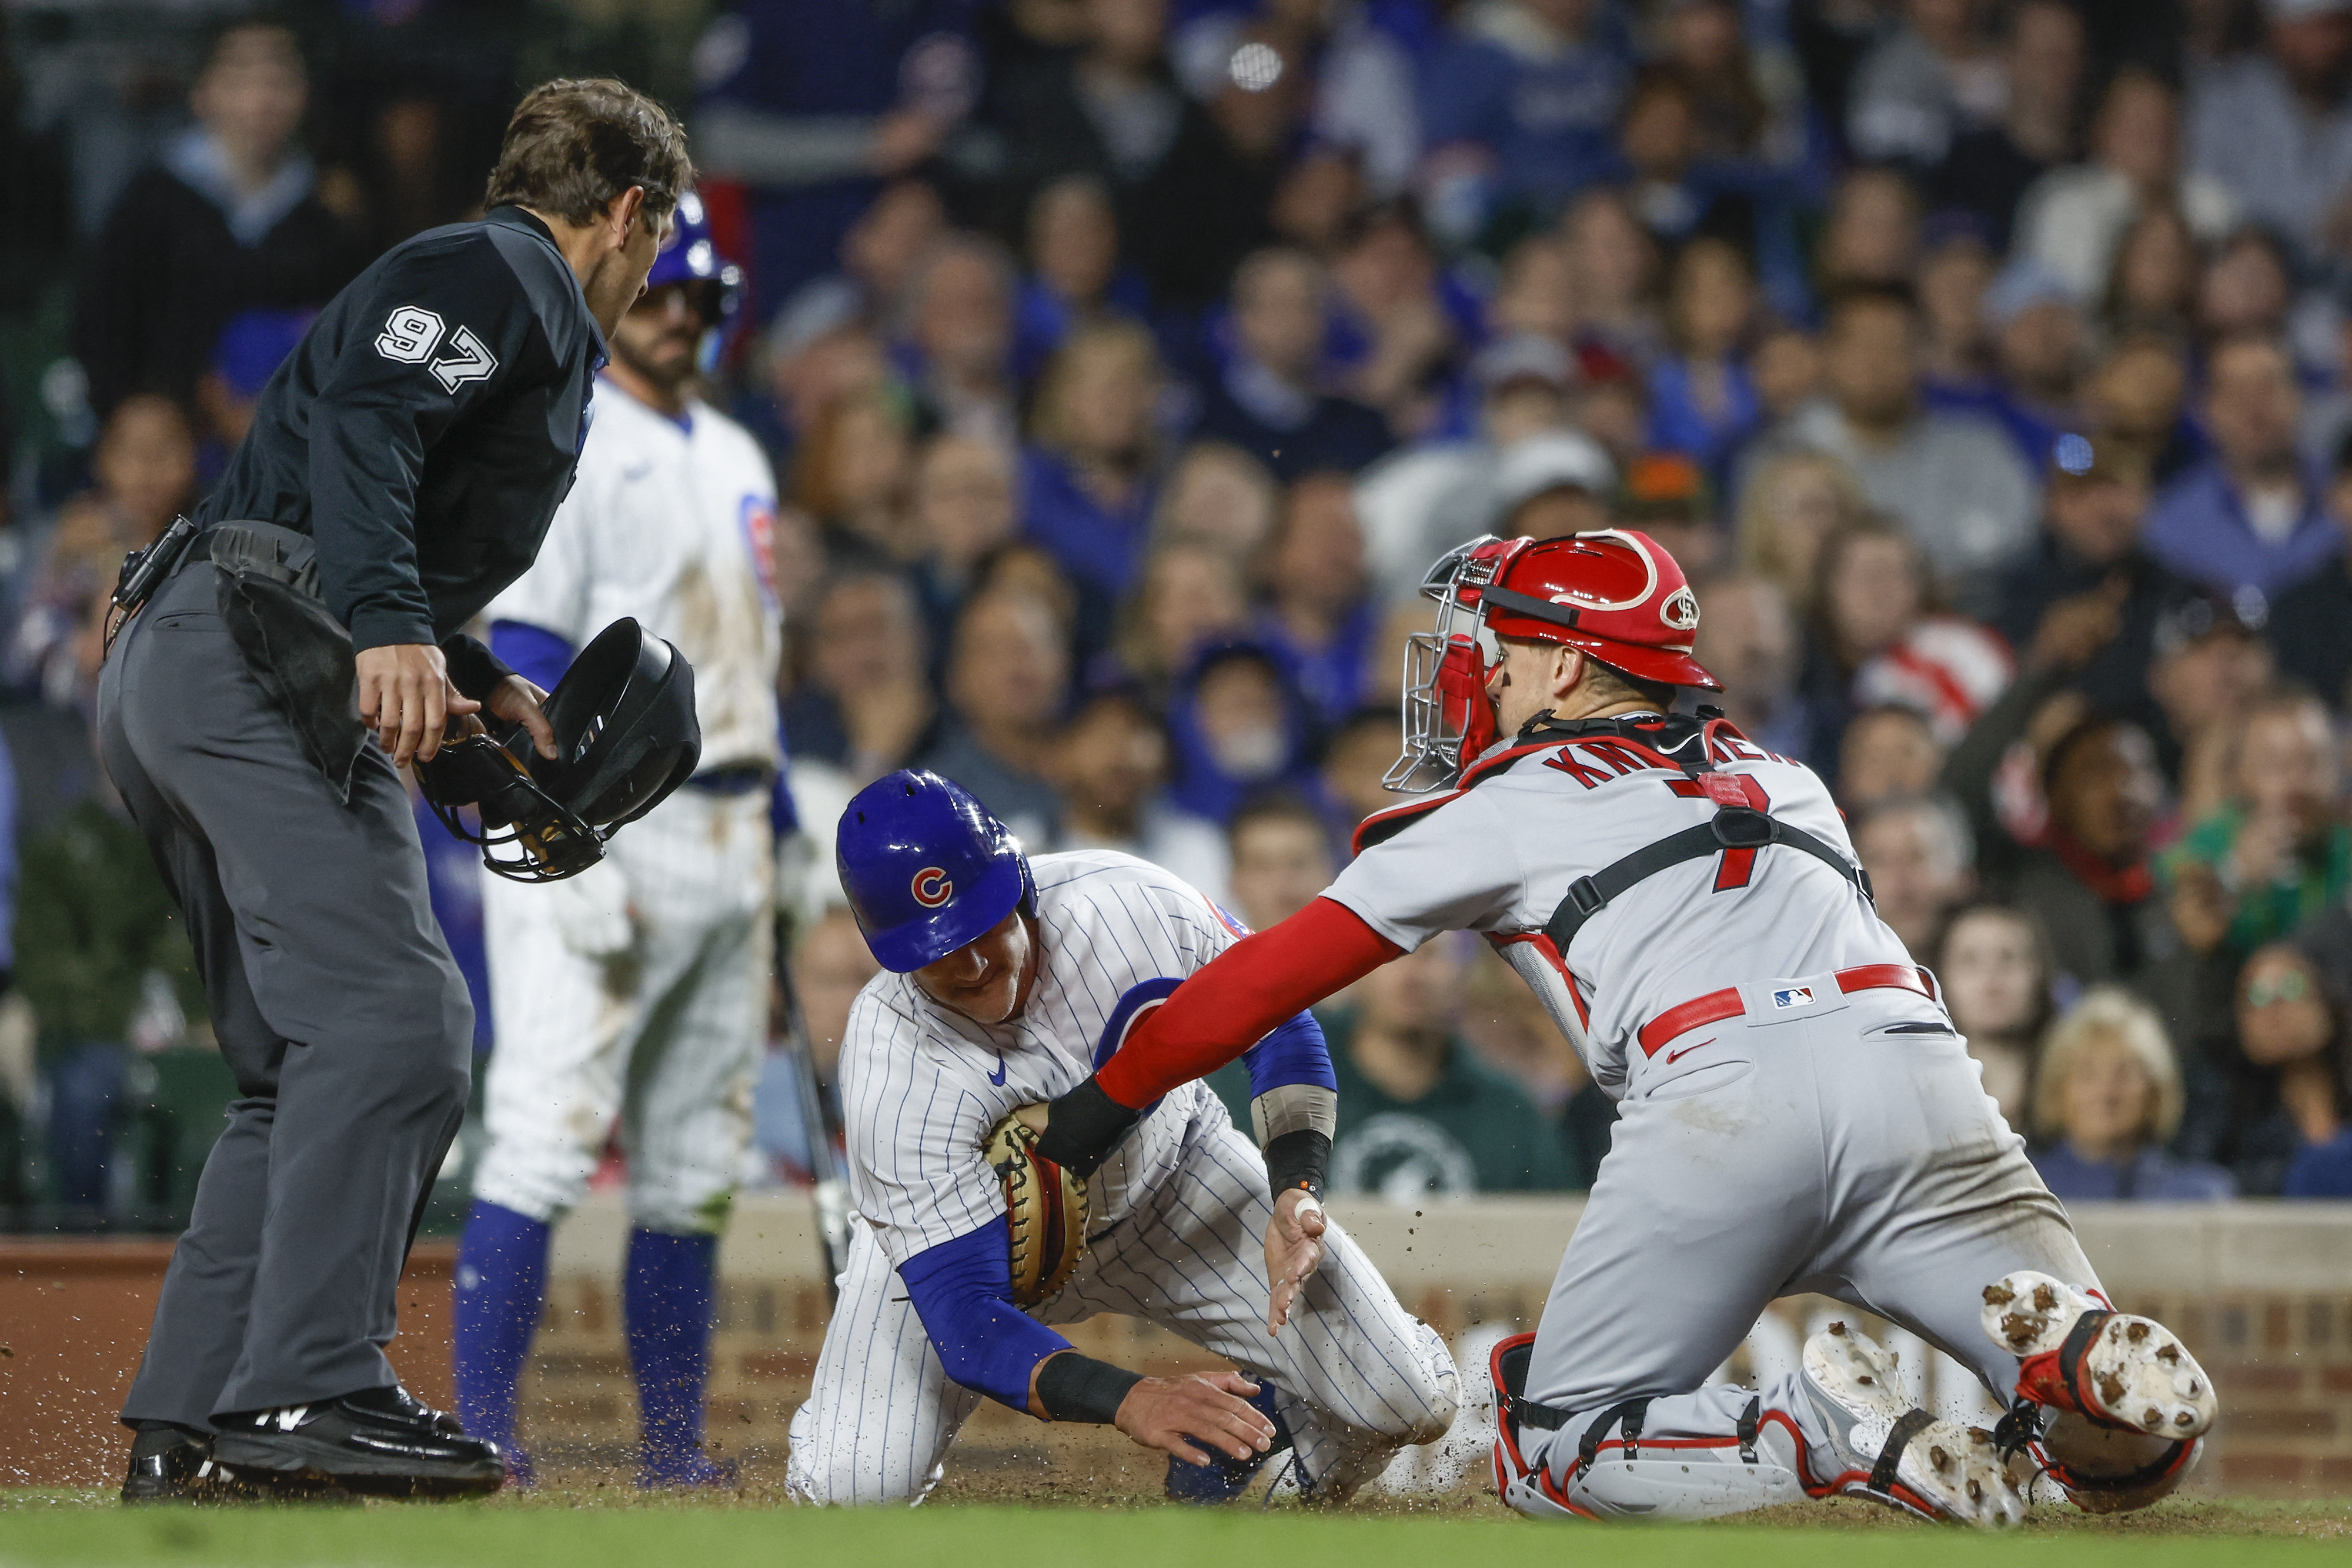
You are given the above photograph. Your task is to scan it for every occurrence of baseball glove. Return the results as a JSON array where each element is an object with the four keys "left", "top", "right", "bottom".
[{"left": 983, "top": 1109, "right": 1089, "bottom": 1308}]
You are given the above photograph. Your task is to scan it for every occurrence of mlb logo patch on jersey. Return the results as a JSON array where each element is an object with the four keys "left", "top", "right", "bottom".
[{"left": 1772, "top": 987, "right": 1815, "bottom": 1009}]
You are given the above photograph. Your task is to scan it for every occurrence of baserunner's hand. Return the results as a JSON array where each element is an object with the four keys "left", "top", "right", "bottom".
[
  {"left": 487, "top": 673, "right": 557, "bottom": 760},
  {"left": 1114, "top": 1372, "right": 1276, "bottom": 1466},
  {"left": 358, "top": 643, "right": 477, "bottom": 768},
  {"left": 1265, "top": 1187, "right": 1327, "bottom": 1333}
]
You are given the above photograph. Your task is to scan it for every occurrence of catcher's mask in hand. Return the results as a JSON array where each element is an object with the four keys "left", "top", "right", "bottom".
[{"left": 417, "top": 617, "right": 701, "bottom": 882}]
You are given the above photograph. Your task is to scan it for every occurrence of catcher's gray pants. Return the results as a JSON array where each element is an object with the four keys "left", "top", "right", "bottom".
[
  {"left": 98, "top": 561, "right": 473, "bottom": 1427},
  {"left": 1512, "top": 977, "right": 2099, "bottom": 1520},
  {"left": 786, "top": 1113, "right": 1460, "bottom": 1504}
]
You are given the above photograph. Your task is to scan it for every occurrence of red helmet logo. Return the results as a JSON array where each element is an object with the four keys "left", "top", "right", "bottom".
[
  {"left": 1660, "top": 585, "right": 1700, "bottom": 633},
  {"left": 911, "top": 867, "right": 953, "bottom": 907}
]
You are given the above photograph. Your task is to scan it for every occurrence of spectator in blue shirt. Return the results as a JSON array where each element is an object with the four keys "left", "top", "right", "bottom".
[
  {"left": 2143, "top": 334, "right": 2342, "bottom": 604},
  {"left": 2029, "top": 987, "right": 2237, "bottom": 1202},
  {"left": 691, "top": 0, "right": 984, "bottom": 314},
  {"left": 1191, "top": 249, "right": 1394, "bottom": 482},
  {"left": 1257, "top": 472, "right": 1379, "bottom": 730},
  {"left": 1021, "top": 317, "right": 1167, "bottom": 654},
  {"left": 1011, "top": 175, "right": 1151, "bottom": 382},
  {"left": 1419, "top": 0, "right": 1632, "bottom": 236},
  {"left": 1646, "top": 235, "right": 1763, "bottom": 479}
]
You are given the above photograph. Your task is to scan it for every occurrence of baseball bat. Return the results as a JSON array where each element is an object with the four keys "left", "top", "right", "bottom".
[{"left": 775, "top": 934, "right": 852, "bottom": 1305}]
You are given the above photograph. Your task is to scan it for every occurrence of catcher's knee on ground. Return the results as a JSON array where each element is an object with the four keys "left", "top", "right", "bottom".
[{"left": 1506, "top": 1386, "right": 1809, "bottom": 1522}]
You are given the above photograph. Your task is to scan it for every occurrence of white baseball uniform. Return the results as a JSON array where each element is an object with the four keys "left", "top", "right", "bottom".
[
  {"left": 786, "top": 850, "right": 1459, "bottom": 1505},
  {"left": 1329, "top": 716, "right": 2100, "bottom": 1520},
  {"left": 472, "top": 381, "right": 784, "bottom": 1235}
]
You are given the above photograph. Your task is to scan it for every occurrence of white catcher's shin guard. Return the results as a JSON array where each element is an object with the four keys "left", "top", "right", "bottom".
[{"left": 1486, "top": 1334, "right": 1806, "bottom": 1522}]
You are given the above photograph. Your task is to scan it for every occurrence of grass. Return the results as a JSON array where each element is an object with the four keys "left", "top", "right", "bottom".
[{"left": 2, "top": 1492, "right": 2350, "bottom": 1567}]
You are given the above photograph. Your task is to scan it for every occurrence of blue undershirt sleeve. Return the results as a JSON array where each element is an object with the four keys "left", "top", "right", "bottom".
[
  {"left": 1241, "top": 1009, "right": 1337, "bottom": 1098},
  {"left": 489, "top": 618, "right": 576, "bottom": 696},
  {"left": 896, "top": 1223, "right": 1071, "bottom": 1412}
]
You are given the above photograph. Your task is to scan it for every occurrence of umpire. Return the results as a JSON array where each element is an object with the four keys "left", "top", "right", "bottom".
[{"left": 101, "top": 79, "right": 690, "bottom": 1502}]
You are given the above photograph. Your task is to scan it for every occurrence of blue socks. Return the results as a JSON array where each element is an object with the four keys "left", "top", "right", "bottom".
[
  {"left": 625, "top": 1227, "right": 726, "bottom": 1486},
  {"left": 452, "top": 1199, "right": 551, "bottom": 1483}
]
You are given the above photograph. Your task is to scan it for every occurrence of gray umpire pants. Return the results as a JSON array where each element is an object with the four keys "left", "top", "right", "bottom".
[{"left": 98, "top": 560, "right": 473, "bottom": 1428}]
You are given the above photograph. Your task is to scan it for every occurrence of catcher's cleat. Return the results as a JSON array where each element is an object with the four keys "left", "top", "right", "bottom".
[
  {"left": 212, "top": 1385, "right": 504, "bottom": 1499},
  {"left": 1800, "top": 1322, "right": 2024, "bottom": 1528},
  {"left": 1164, "top": 1385, "right": 1292, "bottom": 1505},
  {"left": 1982, "top": 1271, "right": 2216, "bottom": 1441}
]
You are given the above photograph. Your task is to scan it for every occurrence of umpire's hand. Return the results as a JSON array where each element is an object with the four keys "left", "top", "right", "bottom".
[
  {"left": 359, "top": 644, "right": 473, "bottom": 768},
  {"left": 359, "top": 646, "right": 563, "bottom": 768}
]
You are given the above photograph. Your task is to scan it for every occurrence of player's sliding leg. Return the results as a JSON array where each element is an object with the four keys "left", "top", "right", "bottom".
[
  {"left": 610, "top": 798, "right": 769, "bottom": 1488},
  {"left": 459, "top": 868, "right": 636, "bottom": 1482},
  {"left": 785, "top": 1220, "right": 980, "bottom": 1505},
  {"left": 1061, "top": 1119, "right": 1459, "bottom": 1503}
]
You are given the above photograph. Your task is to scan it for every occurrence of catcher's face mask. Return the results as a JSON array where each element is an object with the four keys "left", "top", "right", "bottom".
[
  {"left": 418, "top": 617, "right": 702, "bottom": 883},
  {"left": 416, "top": 727, "right": 606, "bottom": 882},
  {"left": 1387, "top": 535, "right": 1526, "bottom": 794}
]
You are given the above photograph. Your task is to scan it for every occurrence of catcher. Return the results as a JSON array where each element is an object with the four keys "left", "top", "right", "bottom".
[{"left": 784, "top": 770, "right": 1458, "bottom": 1505}]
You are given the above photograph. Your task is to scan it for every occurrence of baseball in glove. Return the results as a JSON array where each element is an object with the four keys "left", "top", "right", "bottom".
[{"left": 984, "top": 1109, "right": 1089, "bottom": 1308}]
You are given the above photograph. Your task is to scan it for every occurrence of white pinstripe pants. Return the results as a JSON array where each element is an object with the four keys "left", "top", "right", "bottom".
[
  {"left": 786, "top": 1111, "right": 1460, "bottom": 1505},
  {"left": 473, "top": 785, "right": 772, "bottom": 1235}
]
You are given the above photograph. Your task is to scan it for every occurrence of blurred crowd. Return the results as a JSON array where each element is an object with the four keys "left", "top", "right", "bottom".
[{"left": 6, "top": 0, "right": 2352, "bottom": 1225}]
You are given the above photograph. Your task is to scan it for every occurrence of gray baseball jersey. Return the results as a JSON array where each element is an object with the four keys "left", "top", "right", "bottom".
[{"left": 1328, "top": 720, "right": 1904, "bottom": 1095}]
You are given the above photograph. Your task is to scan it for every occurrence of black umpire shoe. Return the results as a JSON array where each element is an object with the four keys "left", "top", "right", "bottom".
[
  {"left": 122, "top": 1426, "right": 228, "bottom": 1504},
  {"left": 212, "top": 1385, "right": 504, "bottom": 1499}
]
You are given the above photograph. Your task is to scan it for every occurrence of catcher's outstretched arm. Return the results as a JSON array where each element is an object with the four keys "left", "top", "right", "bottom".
[{"left": 1035, "top": 898, "right": 1399, "bottom": 1174}]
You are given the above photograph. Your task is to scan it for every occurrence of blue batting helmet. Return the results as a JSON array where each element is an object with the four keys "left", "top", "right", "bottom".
[
  {"left": 646, "top": 189, "right": 743, "bottom": 332},
  {"left": 837, "top": 770, "right": 1035, "bottom": 972}
]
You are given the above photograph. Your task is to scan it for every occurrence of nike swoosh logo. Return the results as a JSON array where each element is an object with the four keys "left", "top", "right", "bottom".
[
  {"left": 988, "top": 1052, "right": 1007, "bottom": 1086},
  {"left": 1664, "top": 1038, "right": 1714, "bottom": 1065}
]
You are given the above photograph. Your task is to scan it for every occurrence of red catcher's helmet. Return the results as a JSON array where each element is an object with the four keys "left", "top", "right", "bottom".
[
  {"left": 1385, "top": 530, "right": 1720, "bottom": 792},
  {"left": 1482, "top": 530, "right": 1718, "bottom": 688}
]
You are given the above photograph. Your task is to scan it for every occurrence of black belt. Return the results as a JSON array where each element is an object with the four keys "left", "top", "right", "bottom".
[
  {"left": 1545, "top": 805, "right": 1873, "bottom": 955},
  {"left": 683, "top": 763, "right": 776, "bottom": 796}
]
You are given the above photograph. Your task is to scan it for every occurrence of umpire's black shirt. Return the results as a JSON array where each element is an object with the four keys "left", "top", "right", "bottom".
[{"left": 197, "top": 205, "right": 606, "bottom": 683}]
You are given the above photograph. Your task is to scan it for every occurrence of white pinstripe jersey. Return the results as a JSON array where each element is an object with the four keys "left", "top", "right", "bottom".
[
  {"left": 486, "top": 378, "right": 783, "bottom": 770},
  {"left": 1327, "top": 724, "right": 1912, "bottom": 1099},
  {"left": 840, "top": 850, "right": 1242, "bottom": 1271}
]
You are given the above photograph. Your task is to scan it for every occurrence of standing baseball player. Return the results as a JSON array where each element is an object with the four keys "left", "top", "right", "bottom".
[
  {"left": 1030, "top": 530, "right": 2220, "bottom": 1526},
  {"left": 787, "top": 770, "right": 1457, "bottom": 1505},
  {"left": 101, "top": 79, "right": 688, "bottom": 1503},
  {"left": 450, "top": 192, "right": 786, "bottom": 1488}
]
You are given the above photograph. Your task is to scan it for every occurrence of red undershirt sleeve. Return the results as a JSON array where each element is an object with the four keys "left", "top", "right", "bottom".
[{"left": 1094, "top": 896, "right": 1403, "bottom": 1108}]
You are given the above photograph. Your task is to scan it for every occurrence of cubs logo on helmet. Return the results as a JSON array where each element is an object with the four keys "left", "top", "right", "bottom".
[{"left": 836, "top": 771, "right": 1036, "bottom": 972}]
